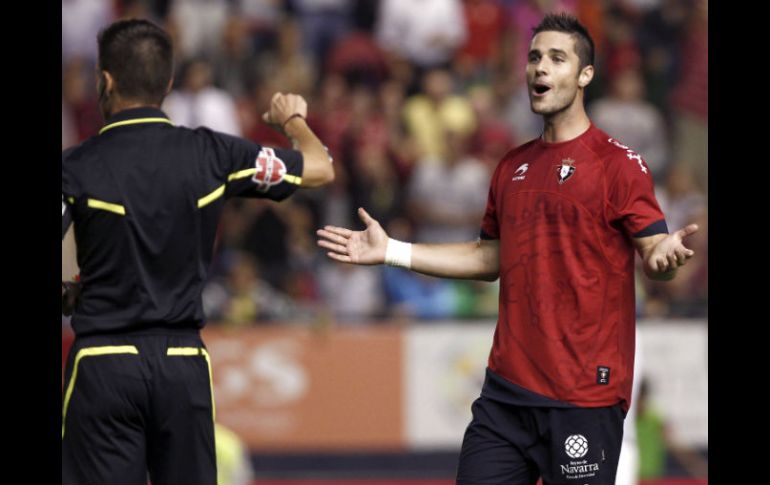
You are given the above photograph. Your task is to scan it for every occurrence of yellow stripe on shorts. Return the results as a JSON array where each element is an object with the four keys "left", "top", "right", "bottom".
[
  {"left": 62, "top": 345, "right": 139, "bottom": 439},
  {"left": 167, "top": 347, "right": 216, "bottom": 421}
]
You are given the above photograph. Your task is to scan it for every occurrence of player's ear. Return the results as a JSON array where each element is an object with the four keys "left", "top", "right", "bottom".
[
  {"left": 578, "top": 65, "right": 594, "bottom": 88},
  {"left": 166, "top": 76, "right": 174, "bottom": 95}
]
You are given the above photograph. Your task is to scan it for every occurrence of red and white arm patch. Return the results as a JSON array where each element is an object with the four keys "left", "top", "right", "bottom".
[{"left": 252, "top": 148, "right": 288, "bottom": 191}]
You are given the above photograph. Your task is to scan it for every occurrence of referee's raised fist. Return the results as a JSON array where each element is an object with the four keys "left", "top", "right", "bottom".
[{"left": 262, "top": 92, "right": 308, "bottom": 129}]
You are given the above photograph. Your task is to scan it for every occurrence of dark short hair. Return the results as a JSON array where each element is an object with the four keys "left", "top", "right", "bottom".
[
  {"left": 97, "top": 19, "right": 173, "bottom": 105},
  {"left": 532, "top": 13, "right": 595, "bottom": 70}
]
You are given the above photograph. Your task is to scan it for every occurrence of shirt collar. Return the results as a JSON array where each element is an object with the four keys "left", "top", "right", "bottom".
[{"left": 100, "top": 107, "right": 173, "bottom": 135}]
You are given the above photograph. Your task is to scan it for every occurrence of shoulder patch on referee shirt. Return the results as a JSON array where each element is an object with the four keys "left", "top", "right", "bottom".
[{"left": 252, "top": 148, "right": 287, "bottom": 192}]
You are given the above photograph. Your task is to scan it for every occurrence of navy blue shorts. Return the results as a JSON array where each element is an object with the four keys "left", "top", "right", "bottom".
[{"left": 456, "top": 396, "right": 624, "bottom": 485}]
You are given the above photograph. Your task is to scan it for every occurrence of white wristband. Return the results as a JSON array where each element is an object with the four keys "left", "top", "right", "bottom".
[{"left": 385, "top": 238, "right": 412, "bottom": 269}]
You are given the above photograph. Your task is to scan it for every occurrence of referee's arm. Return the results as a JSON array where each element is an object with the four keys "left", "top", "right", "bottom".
[
  {"left": 283, "top": 116, "right": 334, "bottom": 187},
  {"left": 263, "top": 93, "right": 334, "bottom": 188}
]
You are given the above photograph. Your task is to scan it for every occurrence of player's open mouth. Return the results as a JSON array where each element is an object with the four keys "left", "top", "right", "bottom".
[{"left": 532, "top": 83, "right": 551, "bottom": 97}]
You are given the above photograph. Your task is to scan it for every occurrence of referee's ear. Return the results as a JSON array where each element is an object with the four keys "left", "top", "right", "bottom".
[
  {"left": 98, "top": 70, "right": 116, "bottom": 102},
  {"left": 165, "top": 76, "right": 174, "bottom": 95},
  {"left": 103, "top": 71, "right": 115, "bottom": 89}
]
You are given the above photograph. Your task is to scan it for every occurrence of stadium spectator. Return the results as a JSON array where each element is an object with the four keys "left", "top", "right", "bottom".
[
  {"left": 168, "top": 0, "right": 230, "bottom": 59},
  {"left": 211, "top": 15, "right": 261, "bottom": 99},
  {"left": 163, "top": 57, "right": 243, "bottom": 135},
  {"left": 62, "top": 58, "right": 102, "bottom": 144},
  {"left": 317, "top": 261, "right": 385, "bottom": 322},
  {"left": 215, "top": 423, "right": 255, "bottom": 485},
  {"left": 62, "top": 0, "right": 115, "bottom": 64},
  {"left": 202, "top": 250, "right": 304, "bottom": 325},
  {"left": 289, "top": 0, "right": 354, "bottom": 72},
  {"left": 236, "top": 0, "right": 286, "bottom": 55},
  {"left": 637, "top": 0, "right": 690, "bottom": 111},
  {"left": 669, "top": 0, "right": 707, "bottom": 192},
  {"left": 636, "top": 378, "right": 667, "bottom": 480},
  {"left": 454, "top": 0, "right": 508, "bottom": 84},
  {"left": 375, "top": 0, "right": 467, "bottom": 92},
  {"left": 348, "top": 141, "right": 405, "bottom": 230},
  {"left": 402, "top": 68, "right": 476, "bottom": 160},
  {"left": 407, "top": 127, "right": 489, "bottom": 244},
  {"left": 589, "top": 67, "right": 669, "bottom": 179},
  {"left": 467, "top": 84, "right": 516, "bottom": 167},
  {"left": 257, "top": 17, "right": 317, "bottom": 97},
  {"left": 326, "top": 29, "right": 390, "bottom": 87}
]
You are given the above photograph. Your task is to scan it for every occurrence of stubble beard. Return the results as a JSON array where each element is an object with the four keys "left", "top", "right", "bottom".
[{"left": 529, "top": 88, "right": 580, "bottom": 118}]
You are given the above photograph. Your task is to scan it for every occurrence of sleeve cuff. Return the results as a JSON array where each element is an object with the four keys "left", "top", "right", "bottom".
[{"left": 633, "top": 219, "right": 669, "bottom": 238}]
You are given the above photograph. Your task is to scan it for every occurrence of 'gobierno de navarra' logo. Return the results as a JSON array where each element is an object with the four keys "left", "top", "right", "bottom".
[{"left": 564, "top": 434, "right": 589, "bottom": 459}]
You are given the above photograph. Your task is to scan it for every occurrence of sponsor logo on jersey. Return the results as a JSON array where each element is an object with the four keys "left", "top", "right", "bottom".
[
  {"left": 512, "top": 163, "right": 529, "bottom": 181},
  {"left": 557, "top": 158, "right": 576, "bottom": 184}
]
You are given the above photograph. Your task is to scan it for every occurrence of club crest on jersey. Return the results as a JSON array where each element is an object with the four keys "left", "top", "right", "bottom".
[
  {"left": 252, "top": 147, "right": 287, "bottom": 192},
  {"left": 557, "top": 158, "right": 576, "bottom": 184}
]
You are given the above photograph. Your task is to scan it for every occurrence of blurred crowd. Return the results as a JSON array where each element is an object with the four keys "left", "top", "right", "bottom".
[{"left": 62, "top": 0, "right": 708, "bottom": 326}]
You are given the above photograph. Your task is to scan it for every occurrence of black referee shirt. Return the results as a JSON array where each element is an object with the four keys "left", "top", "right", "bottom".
[{"left": 61, "top": 107, "right": 304, "bottom": 336}]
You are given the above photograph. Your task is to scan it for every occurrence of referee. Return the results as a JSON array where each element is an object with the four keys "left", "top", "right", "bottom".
[{"left": 61, "top": 19, "right": 334, "bottom": 485}]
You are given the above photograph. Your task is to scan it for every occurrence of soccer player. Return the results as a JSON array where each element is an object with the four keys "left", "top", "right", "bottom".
[
  {"left": 317, "top": 13, "right": 697, "bottom": 485},
  {"left": 61, "top": 19, "right": 334, "bottom": 485}
]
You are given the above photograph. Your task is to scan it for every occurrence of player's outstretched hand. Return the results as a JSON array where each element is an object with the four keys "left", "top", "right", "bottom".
[
  {"left": 317, "top": 208, "right": 388, "bottom": 265},
  {"left": 261, "top": 92, "right": 308, "bottom": 131},
  {"left": 646, "top": 223, "right": 699, "bottom": 276}
]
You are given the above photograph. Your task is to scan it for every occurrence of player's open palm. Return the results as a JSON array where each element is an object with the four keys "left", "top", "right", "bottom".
[
  {"left": 317, "top": 208, "right": 387, "bottom": 265},
  {"left": 647, "top": 223, "right": 699, "bottom": 273}
]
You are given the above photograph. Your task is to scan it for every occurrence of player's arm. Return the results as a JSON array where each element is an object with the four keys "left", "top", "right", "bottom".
[
  {"left": 632, "top": 224, "right": 699, "bottom": 281},
  {"left": 317, "top": 207, "right": 500, "bottom": 281},
  {"left": 262, "top": 93, "right": 334, "bottom": 188}
]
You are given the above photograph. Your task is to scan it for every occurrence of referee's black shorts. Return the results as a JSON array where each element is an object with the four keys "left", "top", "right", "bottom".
[
  {"left": 61, "top": 329, "right": 216, "bottom": 485},
  {"left": 456, "top": 396, "right": 624, "bottom": 485}
]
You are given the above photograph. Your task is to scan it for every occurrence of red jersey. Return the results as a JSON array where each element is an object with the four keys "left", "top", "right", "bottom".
[{"left": 480, "top": 124, "right": 666, "bottom": 412}]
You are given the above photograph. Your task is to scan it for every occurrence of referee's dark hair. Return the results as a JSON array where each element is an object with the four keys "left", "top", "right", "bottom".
[
  {"left": 533, "top": 13, "right": 595, "bottom": 71},
  {"left": 97, "top": 19, "right": 173, "bottom": 105}
]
